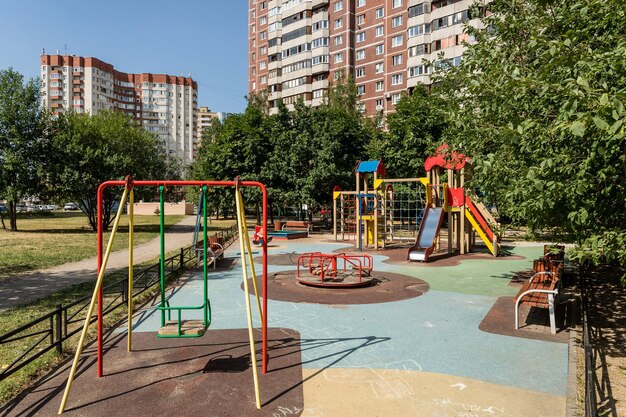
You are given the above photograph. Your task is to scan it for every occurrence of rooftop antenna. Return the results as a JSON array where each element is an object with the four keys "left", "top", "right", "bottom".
[{"left": 64, "top": 44, "right": 67, "bottom": 55}]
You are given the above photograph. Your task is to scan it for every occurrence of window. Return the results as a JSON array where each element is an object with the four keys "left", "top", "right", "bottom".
[
  {"left": 375, "top": 98, "right": 384, "bottom": 109},
  {"left": 311, "top": 55, "right": 329, "bottom": 65},
  {"left": 391, "top": 34, "right": 403, "bottom": 47},
  {"left": 375, "top": 62, "right": 384, "bottom": 73},
  {"left": 260, "top": 31, "right": 267, "bottom": 40},
  {"left": 357, "top": 14, "right": 365, "bottom": 25},
  {"left": 334, "top": 1, "right": 343, "bottom": 12},
  {"left": 357, "top": 85, "right": 365, "bottom": 95},
  {"left": 260, "top": 46, "right": 267, "bottom": 55},
  {"left": 312, "top": 37, "right": 329, "bottom": 48},
  {"left": 260, "top": 75, "right": 267, "bottom": 84},
  {"left": 259, "top": 60, "right": 266, "bottom": 69},
  {"left": 392, "top": 93, "right": 401, "bottom": 105},
  {"left": 408, "top": 3, "right": 426, "bottom": 17},
  {"left": 358, "top": 0, "right": 366, "bottom": 6},
  {"left": 312, "top": 20, "right": 328, "bottom": 31},
  {"left": 375, "top": 81, "right": 384, "bottom": 91},
  {"left": 392, "top": 0, "right": 403, "bottom": 8},
  {"left": 357, "top": 32, "right": 365, "bottom": 43},
  {"left": 334, "top": 52, "right": 344, "bottom": 63},
  {"left": 313, "top": 89, "right": 324, "bottom": 99},
  {"left": 356, "top": 67, "right": 365, "bottom": 78},
  {"left": 392, "top": 16, "right": 402, "bottom": 28},
  {"left": 392, "top": 74, "right": 403, "bottom": 85},
  {"left": 408, "top": 23, "right": 430, "bottom": 37},
  {"left": 375, "top": 25, "right": 384, "bottom": 37},
  {"left": 334, "top": 18, "right": 343, "bottom": 28},
  {"left": 260, "top": 16, "right": 267, "bottom": 25},
  {"left": 356, "top": 49, "right": 366, "bottom": 60},
  {"left": 260, "top": 1, "right": 266, "bottom": 10},
  {"left": 334, "top": 35, "right": 343, "bottom": 45},
  {"left": 392, "top": 54, "right": 403, "bottom": 65},
  {"left": 375, "top": 7, "right": 384, "bottom": 18},
  {"left": 375, "top": 44, "right": 384, "bottom": 55}
]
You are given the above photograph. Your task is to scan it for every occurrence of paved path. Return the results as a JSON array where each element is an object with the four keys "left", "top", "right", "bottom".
[{"left": 0, "top": 215, "right": 198, "bottom": 311}]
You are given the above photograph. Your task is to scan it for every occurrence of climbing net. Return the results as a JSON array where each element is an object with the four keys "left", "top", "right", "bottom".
[{"left": 383, "top": 181, "right": 426, "bottom": 242}]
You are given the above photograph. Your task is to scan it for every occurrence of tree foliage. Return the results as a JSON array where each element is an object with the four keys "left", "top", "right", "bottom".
[
  {"left": 438, "top": 0, "right": 626, "bottom": 276},
  {"left": 0, "top": 68, "right": 45, "bottom": 231},
  {"left": 191, "top": 81, "right": 371, "bottom": 220},
  {"left": 45, "top": 110, "right": 174, "bottom": 230}
]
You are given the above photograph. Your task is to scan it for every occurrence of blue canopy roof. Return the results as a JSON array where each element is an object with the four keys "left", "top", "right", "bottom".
[{"left": 356, "top": 160, "right": 385, "bottom": 176}]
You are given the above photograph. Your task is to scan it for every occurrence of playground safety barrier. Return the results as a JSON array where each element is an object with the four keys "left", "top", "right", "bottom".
[{"left": 0, "top": 224, "right": 238, "bottom": 384}]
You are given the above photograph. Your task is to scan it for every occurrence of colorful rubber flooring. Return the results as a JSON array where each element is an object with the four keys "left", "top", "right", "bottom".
[
  {"left": 126, "top": 238, "right": 569, "bottom": 416},
  {"left": 3, "top": 237, "right": 569, "bottom": 417}
]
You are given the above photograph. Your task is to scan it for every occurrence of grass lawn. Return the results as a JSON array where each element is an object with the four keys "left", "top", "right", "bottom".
[{"left": 0, "top": 212, "right": 187, "bottom": 279}]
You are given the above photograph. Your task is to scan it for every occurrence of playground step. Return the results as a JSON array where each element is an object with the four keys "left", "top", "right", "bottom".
[{"left": 158, "top": 320, "right": 206, "bottom": 337}]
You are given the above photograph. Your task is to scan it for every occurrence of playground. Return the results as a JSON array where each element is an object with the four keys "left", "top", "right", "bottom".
[
  {"left": 1, "top": 150, "right": 574, "bottom": 416},
  {"left": 1, "top": 166, "right": 574, "bottom": 417},
  {"left": 2, "top": 233, "right": 571, "bottom": 417}
]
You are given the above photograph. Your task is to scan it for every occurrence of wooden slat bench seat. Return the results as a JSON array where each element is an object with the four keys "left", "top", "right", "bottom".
[
  {"left": 514, "top": 259, "right": 563, "bottom": 334},
  {"left": 282, "top": 221, "right": 311, "bottom": 235}
]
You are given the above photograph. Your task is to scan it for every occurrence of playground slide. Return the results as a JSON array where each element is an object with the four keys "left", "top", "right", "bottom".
[
  {"left": 464, "top": 196, "right": 499, "bottom": 256},
  {"left": 407, "top": 207, "right": 445, "bottom": 262}
]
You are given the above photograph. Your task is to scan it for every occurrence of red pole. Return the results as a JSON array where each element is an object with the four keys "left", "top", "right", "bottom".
[
  {"left": 96, "top": 183, "right": 104, "bottom": 378},
  {"left": 262, "top": 185, "right": 268, "bottom": 374}
]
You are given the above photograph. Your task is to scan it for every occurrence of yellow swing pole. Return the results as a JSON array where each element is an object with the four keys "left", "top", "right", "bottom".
[
  {"left": 235, "top": 184, "right": 261, "bottom": 410},
  {"left": 58, "top": 186, "right": 129, "bottom": 415},
  {"left": 127, "top": 189, "right": 134, "bottom": 352},
  {"left": 236, "top": 190, "right": 263, "bottom": 323}
]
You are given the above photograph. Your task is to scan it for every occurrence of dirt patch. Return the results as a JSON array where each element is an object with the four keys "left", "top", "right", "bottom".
[
  {"left": 244, "top": 270, "right": 429, "bottom": 305},
  {"left": 581, "top": 267, "right": 626, "bottom": 416},
  {"left": 2, "top": 328, "right": 304, "bottom": 417}
]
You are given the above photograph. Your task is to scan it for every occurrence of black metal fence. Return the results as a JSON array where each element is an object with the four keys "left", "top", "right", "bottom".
[
  {"left": 580, "top": 265, "right": 598, "bottom": 417},
  {"left": 0, "top": 223, "right": 239, "bottom": 383}
]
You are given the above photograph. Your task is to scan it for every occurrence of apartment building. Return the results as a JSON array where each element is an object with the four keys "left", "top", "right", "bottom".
[
  {"left": 248, "top": 0, "right": 478, "bottom": 116},
  {"left": 197, "top": 106, "right": 224, "bottom": 137},
  {"left": 40, "top": 54, "right": 199, "bottom": 164}
]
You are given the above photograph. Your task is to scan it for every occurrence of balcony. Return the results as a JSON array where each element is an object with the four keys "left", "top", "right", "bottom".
[
  {"left": 312, "top": 0, "right": 329, "bottom": 9},
  {"left": 72, "top": 79, "right": 83, "bottom": 85}
]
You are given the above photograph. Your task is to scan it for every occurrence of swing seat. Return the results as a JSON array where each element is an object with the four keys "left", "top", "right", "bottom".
[{"left": 158, "top": 320, "right": 207, "bottom": 337}]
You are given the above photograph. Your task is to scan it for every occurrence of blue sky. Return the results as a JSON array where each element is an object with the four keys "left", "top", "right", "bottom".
[{"left": 0, "top": 0, "right": 249, "bottom": 114}]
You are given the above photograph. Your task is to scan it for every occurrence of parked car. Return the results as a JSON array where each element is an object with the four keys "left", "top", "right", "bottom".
[
  {"left": 0, "top": 204, "right": 6, "bottom": 212},
  {"left": 46, "top": 204, "right": 59, "bottom": 211},
  {"left": 16, "top": 204, "right": 27, "bottom": 213},
  {"left": 64, "top": 202, "right": 79, "bottom": 211}
]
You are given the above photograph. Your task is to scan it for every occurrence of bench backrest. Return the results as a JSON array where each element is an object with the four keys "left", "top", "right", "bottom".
[{"left": 285, "top": 221, "right": 308, "bottom": 227}]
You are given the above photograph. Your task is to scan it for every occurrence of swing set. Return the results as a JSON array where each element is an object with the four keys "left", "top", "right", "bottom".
[{"left": 58, "top": 177, "right": 269, "bottom": 414}]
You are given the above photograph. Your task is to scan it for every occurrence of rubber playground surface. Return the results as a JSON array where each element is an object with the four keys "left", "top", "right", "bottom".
[{"left": 3, "top": 236, "right": 570, "bottom": 417}]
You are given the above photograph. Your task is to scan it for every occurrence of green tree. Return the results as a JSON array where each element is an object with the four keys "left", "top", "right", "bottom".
[
  {"left": 0, "top": 68, "right": 45, "bottom": 231},
  {"left": 438, "top": 0, "right": 626, "bottom": 276},
  {"left": 46, "top": 110, "right": 171, "bottom": 230},
  {"left": 382, "top": 85, "right": 448, "bottom": 178}
]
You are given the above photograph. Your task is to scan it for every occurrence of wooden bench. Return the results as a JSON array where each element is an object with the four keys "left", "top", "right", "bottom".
[
  {"left": 282, "top": 220, "right": 311, "bottom": 235},
  {"left": 514, "top": 258, "right": 563, "bottom": 334},
  {"left": 196, "top": 241, "right": 224, "bottom": 269}
]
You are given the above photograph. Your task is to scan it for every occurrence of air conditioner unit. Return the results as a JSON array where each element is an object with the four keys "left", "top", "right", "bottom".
[
  {"left": 375, "top": 104, "right": 383, "bottom": 111},
  {"left": 385, "top": 93, "right": 391, "bottom": 99}
]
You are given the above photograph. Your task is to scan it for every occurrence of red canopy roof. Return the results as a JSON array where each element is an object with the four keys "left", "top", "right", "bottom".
[{"left": 424, "top": 144, "right": 469, "bottom": 172}]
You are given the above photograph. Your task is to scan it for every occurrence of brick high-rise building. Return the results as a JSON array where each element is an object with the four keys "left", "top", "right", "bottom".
[
  {"left": 248, "top": 0, "right": 478, "bottom": 116},
  {"left": 40, "top": 54, "right": 199, "bottom": 164}
]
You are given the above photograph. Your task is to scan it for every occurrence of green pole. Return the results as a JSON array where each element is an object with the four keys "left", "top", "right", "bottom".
[
  {"left": 159, "top": 185, "right": 165, "bottom": 326},
  {"left": 203, "top": 186, "right": 209, "bottom": 326}
]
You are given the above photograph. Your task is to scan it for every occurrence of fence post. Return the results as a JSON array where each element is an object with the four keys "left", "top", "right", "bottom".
[
  {"left": 122, "top": 280, "right": 128, "bottom": 303},
  {"left": 180, "top": 247, "right": 184, "bottom": 269},
  {"left": 55, "top": 304, "right": 63, "bottom": 354}
]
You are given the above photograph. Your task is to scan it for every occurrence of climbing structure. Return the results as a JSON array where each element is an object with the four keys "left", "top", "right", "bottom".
[
  {"left": 332, "top": 161, "right": 427, "bottom": 250},
  {"left": 408, "top": 145, "right": 501, "bottom": 262}
]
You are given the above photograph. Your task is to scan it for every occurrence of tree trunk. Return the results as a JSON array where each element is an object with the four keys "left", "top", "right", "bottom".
[
  {"left": 0, "top": 210, "right": 5, "bottom": 229},
  {"left": 9, "top": 200, "right": 17, "bottom": 231}
]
